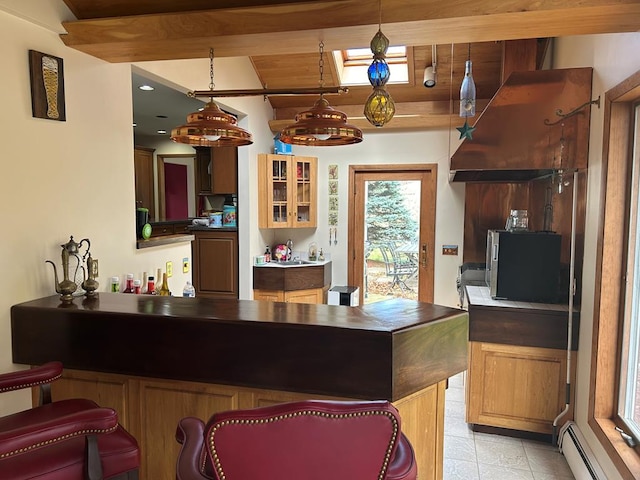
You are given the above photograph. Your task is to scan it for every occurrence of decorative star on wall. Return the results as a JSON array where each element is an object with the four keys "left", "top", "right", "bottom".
[{"left": 456, "top": 119, "right": 476, "bottom": 140}]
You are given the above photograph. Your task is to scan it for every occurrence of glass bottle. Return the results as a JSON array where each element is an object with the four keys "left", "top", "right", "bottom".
[
  {"left": 123, "top": 273, "right": 135, "bottom": 293},
  {"left": 459, "top": 60, "right": 476, "bottom": 117},
  {"left": 146, "top": 276, "right": 156, "bottom": 294},
  {"left": 133, "top": 279, "right": 142, "bottom": 294},
  {"left": 155, "top": 268, "right": 163, "bottom": 294},
  {"left": 159, "top": 273, "right": 171, "bottom": 296},
  {"left": 183, "top": 281, "right": 196, "bottom": 298},
  {"left": 110, "top": 276, "right": 120, "bottom": 293},
  {"left": 264, "top": 246, "right": 271, "bottom": 263}
]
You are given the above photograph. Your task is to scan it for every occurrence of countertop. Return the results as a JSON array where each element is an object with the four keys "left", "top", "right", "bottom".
[
  {"left": 466, "top": 285, "right": 574, "bottom": 311},
  {"left": 465, "top": 286, "right": 579, "bottom": 350},
  {"left": 11, "top": 294, "right": 468, "bottom": 400}
]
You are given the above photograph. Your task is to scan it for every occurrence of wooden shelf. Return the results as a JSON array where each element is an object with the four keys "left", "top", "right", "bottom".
[{"left": 136, "top": 233, "right": 194, "bottom": 249}]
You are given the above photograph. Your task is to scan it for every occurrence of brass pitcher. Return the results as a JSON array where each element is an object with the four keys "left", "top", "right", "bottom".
[
  {"left": 46, "top": 236, "right": 89, "bottom": 303},
  {"left": 81, "top": 253, "right": 99, "bottom": 297}
]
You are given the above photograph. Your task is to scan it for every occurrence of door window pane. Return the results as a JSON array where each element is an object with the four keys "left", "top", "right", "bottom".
[{"left": 363, "top": 180, "right": 420, "bottom": 303}]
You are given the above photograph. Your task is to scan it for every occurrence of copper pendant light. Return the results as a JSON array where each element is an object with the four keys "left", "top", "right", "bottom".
[
  {"left": 171, "top": 49, "right": 253, "bottom": 147},
  {"left": 279, "top": 42, "right": 363, "bottom": 146}
]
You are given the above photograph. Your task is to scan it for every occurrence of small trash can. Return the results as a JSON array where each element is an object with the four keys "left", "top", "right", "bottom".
[{"left": 328, "top": 286, "right": 360, "bottom": 306}]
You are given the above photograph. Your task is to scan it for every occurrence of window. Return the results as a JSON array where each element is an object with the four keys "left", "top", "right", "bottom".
[
  {"left": 332, "top": 47, "right": 411, "bottom": 86},
  {"left": 591, "top": 71, "right": 640, "bottom": 478},
  {"left": 620, "top": 103, "right": 640, "bottom": 441}
]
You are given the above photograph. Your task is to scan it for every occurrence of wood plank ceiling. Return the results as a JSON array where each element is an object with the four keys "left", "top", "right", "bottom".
[{"left": 60, "top": 0, "right": 640, "bottom": 132}]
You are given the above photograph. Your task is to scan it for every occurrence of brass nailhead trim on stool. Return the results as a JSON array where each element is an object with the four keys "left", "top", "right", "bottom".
[
  {"left": 207, "top": 409, "right": 399, "bottom": 480},
  {"left": 0, "top": 425, "right": 117, "bottom": 459}
]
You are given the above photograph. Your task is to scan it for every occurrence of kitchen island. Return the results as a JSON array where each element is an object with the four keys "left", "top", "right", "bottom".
[{"left": 11, "top": 294, "right": 467, "bottom": 480}]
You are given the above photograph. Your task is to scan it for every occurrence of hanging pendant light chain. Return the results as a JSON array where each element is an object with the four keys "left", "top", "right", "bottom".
[
  {"left": 318, "top": 41, "right": 325, "bottom": 88},
  {"left": 209, "top": 48, "right": 215, "bottom": 92}
]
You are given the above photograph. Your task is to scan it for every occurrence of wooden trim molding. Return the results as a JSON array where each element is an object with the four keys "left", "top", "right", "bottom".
[{"left": 589, "top": 68, "right": 640, "bottom": 479}]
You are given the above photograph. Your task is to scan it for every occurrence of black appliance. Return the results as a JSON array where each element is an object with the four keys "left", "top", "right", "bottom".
[{"left": 485, "top": 230, "right": 561, "bottom": 302}]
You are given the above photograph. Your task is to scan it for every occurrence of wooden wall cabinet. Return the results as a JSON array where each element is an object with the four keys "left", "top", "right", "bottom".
[
  {"left": 134, "top": 146, "right": 155, "bottom": 219},
  {"left": 192, "top": 230, "right": 238, "bottom": 298},
  {"left": 258, "top": 154, "right": 317, "bottom": 228},
  {"left": 466, "top": 341, "right": 575, "bottom": 434}
]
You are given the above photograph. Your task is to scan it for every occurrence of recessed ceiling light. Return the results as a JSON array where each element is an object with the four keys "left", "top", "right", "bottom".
[
  {"left": 157, "top": 129, "right": 167, "bottom": 134},
  {"left": 139, "top": 85, "right": 154, "bottom": 91}
]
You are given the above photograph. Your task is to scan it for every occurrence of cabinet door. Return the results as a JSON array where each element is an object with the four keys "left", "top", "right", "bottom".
[
  {"left": 291, "top": 156, "right": 317, "bottom": 228},
  {"left": 253, "top": 289, "right": 285, "bottom": 302},
  {"left": 258, "top": 154, "right": 291, "bottom": 228},
  {"left": 212, "top": 147, "right": 237, "bottom": 194},
  {"left": 193, "top": 231, "right": 238, "bottom": 298},
  {"left": 134, "top": 146, "right": 155, "bottom": 219},
  {"left": 466, "top": 341, "right": 573, "bottom": 434},
  {"left": 195, "top": 147, "right": 212, "bottom": 195},
  {"left": 284, "top": 288, "right": 324, "bottom": 304}
]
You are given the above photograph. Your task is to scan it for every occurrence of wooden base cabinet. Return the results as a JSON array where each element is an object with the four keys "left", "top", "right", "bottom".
[
  {"left": 466, "top": 341, "right": 576, "bottom": 434},
  {"left": 192, "top": 230, "right": 238, "bottom": 298},
  {"left": 46, "top": 370, "right": 445, "bottom": 480},
  {"left": 253, "top": 287, "right": 327, "bottom": 304}
]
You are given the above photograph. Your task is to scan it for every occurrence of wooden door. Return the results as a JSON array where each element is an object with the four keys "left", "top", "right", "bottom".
[
  {"left": 348, "top": 165, "right": 437, "bottom": 304},
  {"left": 134, "top": 146, "right": 155, "bottom": 219}
]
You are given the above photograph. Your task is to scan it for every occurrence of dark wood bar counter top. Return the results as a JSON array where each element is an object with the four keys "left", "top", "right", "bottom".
[{"left": 11, "top": 293, "right": 468, "bottom": 401}]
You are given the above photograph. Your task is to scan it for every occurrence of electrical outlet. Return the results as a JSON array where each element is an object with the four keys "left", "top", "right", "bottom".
[
  {"left": 442, "top": 245, "right": 459, "bottom": 256},
  {"left": 166, "top": 261, "right": 173, "bottom": 277},
  {"left": 182, "top": 257, "right": 190, "bottom": 273}
]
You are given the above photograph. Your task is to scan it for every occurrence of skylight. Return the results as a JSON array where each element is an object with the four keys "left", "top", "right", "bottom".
[{"left": 334, "top": 46, "right": 410, "bottom": 86}]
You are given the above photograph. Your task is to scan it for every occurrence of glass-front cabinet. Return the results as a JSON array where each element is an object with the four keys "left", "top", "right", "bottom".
[{"left": 258, "top": 154, "right": 317, "bottom": 228}]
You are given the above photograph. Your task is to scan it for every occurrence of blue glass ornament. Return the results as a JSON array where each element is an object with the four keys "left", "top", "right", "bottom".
[{"left": 367, "top": 58, "right": 390, "bottom": 87}]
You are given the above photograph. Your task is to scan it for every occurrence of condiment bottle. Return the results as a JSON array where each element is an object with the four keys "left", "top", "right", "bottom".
[
  {"left": 110, "top": 276, "right": 120, "bottom": 293},
  {"left": 159, "top": 273, "right": 171, "bottom": 296},
  {"left": 264, "top": 246, "right": 271, "bottom": 263},
  {"left": 123, "top": 273, "right": 135, "bottom": 293},
  {"left": 133, "top": 279, "right": 142, "bottom": 294},
  {"left": 146, "top": 276, "right": 156, "bottom": 294}
]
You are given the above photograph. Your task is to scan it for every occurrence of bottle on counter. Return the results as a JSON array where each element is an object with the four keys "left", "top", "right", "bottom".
[
  {"left": 183, "top": 281, "right": 196, "bottom": 298},
  {"left": 133, "top": 279, "right": 142, "bottom": 294},
  {"left": 141, "top": 272, "right": 148, "bottom": 294},
  {"left": 146, "top": 276, "right": 156, "bottom": 294},
  {"left": 123, "top": 273, "right": 135, "bottom": 293},
  {"left": 159, "top": 273, "right": 171, "bottom": 296},
  {"left": 110, "top": 276, "right": 120, "bottom": 293},
  {"left": 264, "top": 246, "right": 271, "bottom": 263},
  {"left": 155, "top": 268, "right": 163, "bottom": 294}
]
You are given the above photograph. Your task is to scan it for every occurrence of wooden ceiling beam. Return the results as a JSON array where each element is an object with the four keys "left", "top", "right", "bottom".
[
  {"left": 60, "top": 1, "right": 640, "bottom": 62},
  {"left": 268, "top": 98, "right": 491, "bottom": 133}
]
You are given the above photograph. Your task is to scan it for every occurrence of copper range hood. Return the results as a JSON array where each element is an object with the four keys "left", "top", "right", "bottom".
[{"left": 449, "top": 67, "right": 593, "bottom": 183}]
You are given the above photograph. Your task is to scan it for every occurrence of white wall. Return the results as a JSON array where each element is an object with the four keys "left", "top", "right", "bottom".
[
  {"left": 0, "top": 6, "right": 274, "bottom": 413},
  {"left": 553, "top": 32, "right": 640, "bottom": 479}
]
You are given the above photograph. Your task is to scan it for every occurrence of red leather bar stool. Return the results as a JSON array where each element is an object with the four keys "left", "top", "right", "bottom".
[
  {"left": 0, "top": 361, "right": 139, "bottom": 480},
  {"left": 176, "top": 399, "right": 417, "bottom": 480}
]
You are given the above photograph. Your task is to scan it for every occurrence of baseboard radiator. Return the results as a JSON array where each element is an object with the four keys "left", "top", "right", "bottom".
[{"left": 558, "top": 422, "right": 606, "bottom": 480}]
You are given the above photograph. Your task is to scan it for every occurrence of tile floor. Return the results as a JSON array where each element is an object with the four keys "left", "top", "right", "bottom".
[{"left": 444, "top": 372, "right": 575, "bottom": 480}]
